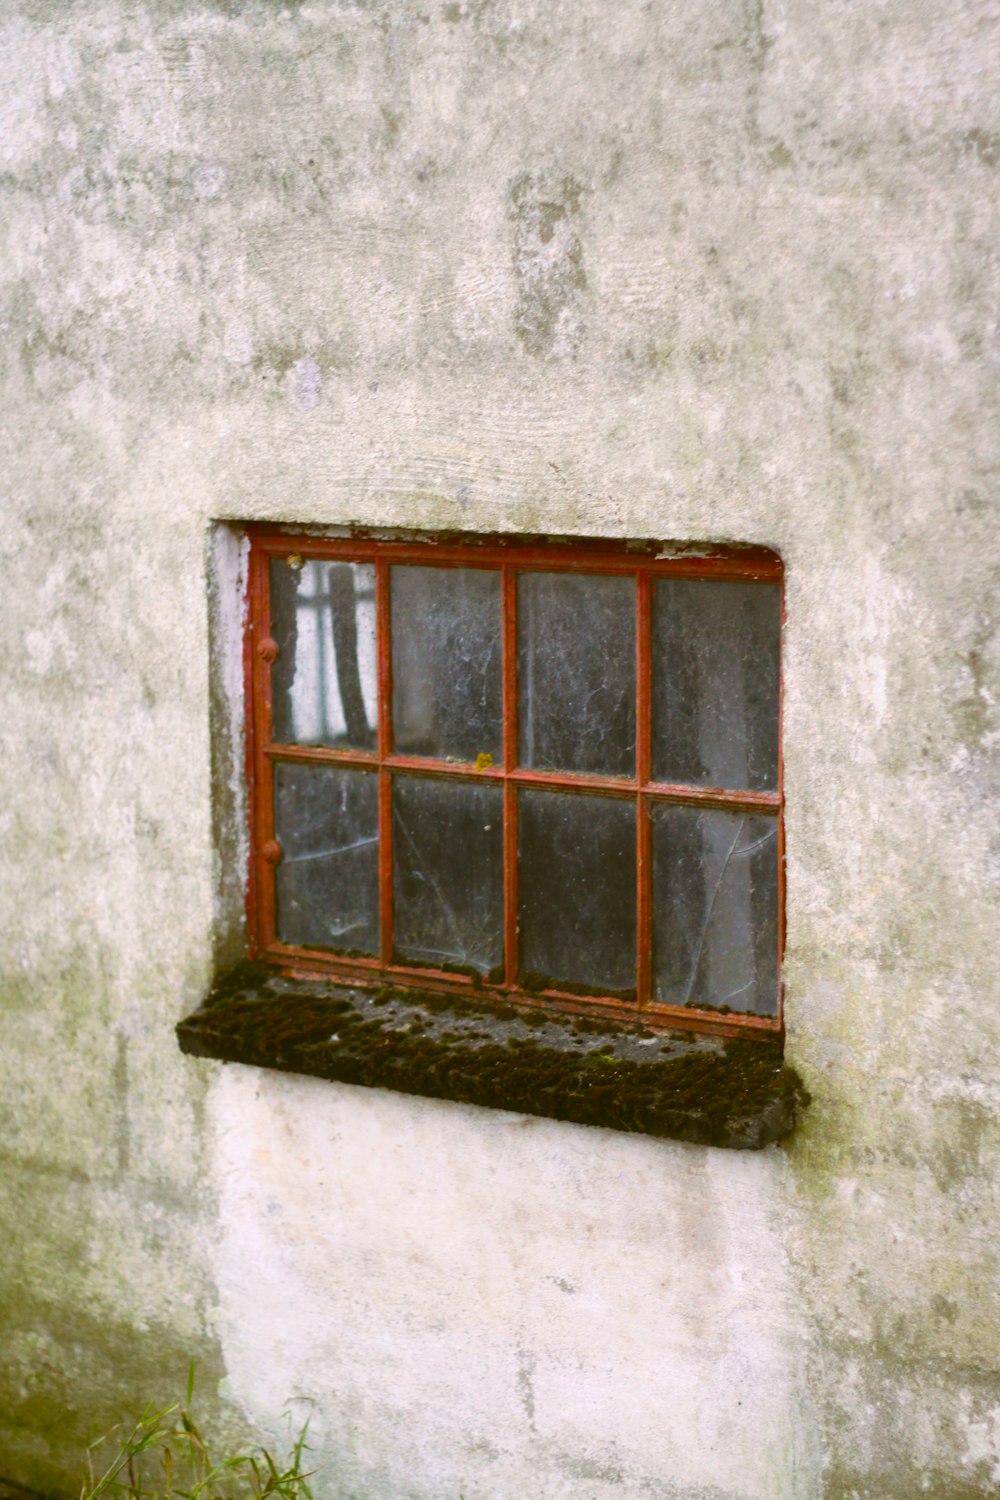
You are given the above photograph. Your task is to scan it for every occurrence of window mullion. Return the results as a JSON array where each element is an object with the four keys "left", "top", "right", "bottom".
[
  {"left": 376, "top": 555, "right": 394, "bottom": 965},
  {"left": 636, "top": 570, "right": 652, "bottom": 1007},
  {"left": 502, "top": 561, "right": 518, "bottom": 989}
]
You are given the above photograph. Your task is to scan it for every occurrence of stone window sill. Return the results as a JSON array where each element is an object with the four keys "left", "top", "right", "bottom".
[{"left": 177, "top": 965, "right": 808, "bottom": 1150}]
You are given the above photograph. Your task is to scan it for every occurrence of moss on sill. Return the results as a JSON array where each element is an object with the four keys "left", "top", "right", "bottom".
[{"left": 176, "top": 963, "right": 809, "bottom": 1150}]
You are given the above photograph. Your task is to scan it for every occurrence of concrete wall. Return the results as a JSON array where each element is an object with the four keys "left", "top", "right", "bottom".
[{"left": 2, "top": 2, "right": 998, "bottom": 1496}]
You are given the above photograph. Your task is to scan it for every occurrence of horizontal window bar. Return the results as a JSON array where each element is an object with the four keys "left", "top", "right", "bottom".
[
  {"left": 642, "top": 781, "right": 781, "bottom": 811},
  {"left": 507, "top": 766, "right": 638, "bottom": 797},
  {"left": 266, "top": 744, "right": 379, "bottom": 768},
  {"left": 264, "top": 746, "right": 781, "bottom": 807},
  {"left": 267, "top": 943, "right": 487, "bottom": 992},
  {"left": 250, "top": 531, "right": 782, "bottom": 581},
  {"left": 385, "top": 753, "right": 504, "bottom": 779},
  {"left": 264, "top": 942, "right": 783, "bottom": 1039}
]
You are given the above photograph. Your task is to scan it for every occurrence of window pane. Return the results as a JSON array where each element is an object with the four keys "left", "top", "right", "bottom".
[
  {"left": 518, "top": 788, "right": 636, "bottom": 995},
  {"left": 391, "top": 565, "right": 503, "bottom": 764},
  {"left": 652, "top": 579, "right": 780, "bottom": 791},
  {"left": 518, "top": 572, "right": 635, "bottom": 777},
  {"left": 274, "top": 763, "right": 379, "bottom": 955},
  {"left": 652, "top": 805, "right": 778, "bottom": 1016},
  {"left": 270, "top": 558, "right": 377, "bottom": 750},
  {"left": 393, "top": 775, "right": 503, "bottom": 976}
]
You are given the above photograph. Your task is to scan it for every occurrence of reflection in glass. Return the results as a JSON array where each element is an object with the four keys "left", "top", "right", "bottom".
[
  {"left": 270, "top": 558, "right": 377, "bottom": 749},
  {"left": 391, "top": 565, "right": 503, "bottom": 764},
  {"left": 518, "top": 788, "right": 636, "bottom": 994},
  {"left": 518, "top": 572, "right": 635, "bottom": 777},
  {"left": 652, "top": 805, "right": 778, "bottom": 1016},
  {"left": 274, "top": 763, "right": 379, "bottom": 954},
  {"left": 393, "top": 775, "right": 503, "bottom": 975},
  {"left": 652, "top": 580, "right": 780, "bottom": 791}
]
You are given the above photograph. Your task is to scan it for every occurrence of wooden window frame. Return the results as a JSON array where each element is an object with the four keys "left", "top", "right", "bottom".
[{"left": 245, "top": 528, "right": 784, "bottom": 1042}]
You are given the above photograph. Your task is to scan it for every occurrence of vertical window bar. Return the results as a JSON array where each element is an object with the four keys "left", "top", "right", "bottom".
[
  {"left": 376, "top": 556, "right": 394, "bottom": 964},
  {"left": 252, "top": 541, "right": 277, "bottom": 951},
  {"left": 776, "top": 577, "right": 786, "bottom": 1027},
  {"left": 635, "top": 569, "right": 652, "bottom": 1007},
  {"left": 502, "top": 562, "right": 518, "bottom": 988}
]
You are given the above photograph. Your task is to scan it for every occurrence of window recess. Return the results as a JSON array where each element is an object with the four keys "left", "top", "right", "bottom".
[{"left": 245, "top": 530, "right": 784, "bottom": 1042}]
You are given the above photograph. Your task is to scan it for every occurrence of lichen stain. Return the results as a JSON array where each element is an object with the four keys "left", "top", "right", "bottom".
[
  {"left": 509, "top": 173, "right": 587, "bottom": 359},
  {"left": 962, "top": 128, "right": 1000, "bottom": 166},
  {"left": 930, "top": 1096, "right": 997, "bottom": 1193},
  {"left": 380, "top": 106, "right": 402, "bottom": 149},
  {"left": 931, "top": 1293, "right": 959, "bottom": 1324},
  {"left": 441, "top": 0, "right": 494, "bottom": 23},
  {"left": 622, "top": 339, "right": 674, "bottom": 375},
  {"left": 515, "top": 1344, "right": 536, "bottom": 1427},
  {"left": 817, "top": 1346, "right": 1000, "bottom": 1500},
  {"left": 953, "top": 612, "right": 998, "bottom": 753}
]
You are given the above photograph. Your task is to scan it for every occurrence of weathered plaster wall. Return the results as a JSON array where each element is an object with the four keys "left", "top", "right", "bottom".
[{"left": 1, "top": 2, "right": 998, "bottom": 1497}]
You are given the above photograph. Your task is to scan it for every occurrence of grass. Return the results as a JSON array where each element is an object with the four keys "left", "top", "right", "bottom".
[{"left": 81, "top": 1369, "right": 315, "bottom": 1500}]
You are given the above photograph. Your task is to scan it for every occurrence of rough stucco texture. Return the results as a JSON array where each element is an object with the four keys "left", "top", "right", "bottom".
[{"left": 1, "top": 2, "right": 998, "bottom": 1497}]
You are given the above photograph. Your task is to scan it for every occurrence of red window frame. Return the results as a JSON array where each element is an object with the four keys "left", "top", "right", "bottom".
[{"left": 245, "top": 528, "right": 784, "bottom": 1041}]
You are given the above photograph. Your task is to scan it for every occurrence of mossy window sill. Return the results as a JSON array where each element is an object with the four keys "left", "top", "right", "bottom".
[{"left": 176, "top": 964, "right": 808, "bottom": 1150}]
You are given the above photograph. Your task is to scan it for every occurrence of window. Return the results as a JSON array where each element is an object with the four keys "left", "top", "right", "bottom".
[{"left": 245, "top": 530, "right": 783, "bottom": 1040}]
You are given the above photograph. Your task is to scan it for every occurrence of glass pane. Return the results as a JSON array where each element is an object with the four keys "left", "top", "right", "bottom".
[
  {"left": 393, "top": 775, "right": 503, "bottom": 976},
  {"left": 652, "top": 805, "right": 778, "bottom": 1016},
  {"left": 518, "top": 788, "right": 636, "bottom": 995},
  {"left": 391, "top": 566, "right": 502, "bottom": 764},
  {"left": 270, "top": 558, "right": 377, "bottom": 750},
  {"left": 518, "top": 572, "right": 635, "bottom": 777},
  {"left": 652, "top": 579, "right": 780, "bottom": 791},
  {"left": 274, "top": 763, "right": 379, "bottom": 955}
]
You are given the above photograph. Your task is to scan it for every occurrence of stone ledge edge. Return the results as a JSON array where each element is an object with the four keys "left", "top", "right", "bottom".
[{"left": 177, "top": 964, "right": 808, "bottom": 1151}]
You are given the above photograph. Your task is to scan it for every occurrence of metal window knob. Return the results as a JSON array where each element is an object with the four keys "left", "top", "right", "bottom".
[
  {"left": 257, "top": 637, "right": 279, "bottom": 663},
  {"left": 262, "top": 840, "right": 282, "bottom": 865}
]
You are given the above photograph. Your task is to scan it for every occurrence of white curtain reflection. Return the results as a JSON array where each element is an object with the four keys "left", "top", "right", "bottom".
[{"left": 288, "top": 562, "right": 377, "bottom": 745}]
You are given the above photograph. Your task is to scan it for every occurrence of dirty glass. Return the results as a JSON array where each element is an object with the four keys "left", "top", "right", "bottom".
[
  {"left": 518, "top": 788, "right": 636, "bottom": 994},
  {"left": 392, "top": 775, "right": 504, "bottom": 976},
  {"left": 274, "top": 762, "right": 379, "bottom": 955},
  {"left": 270, "top": 558, "right": 377, "bottom": 750},
  {"left": 651, "top": 805, "right": 778, "bottom": 1016},
  {"left": 391, "top": 565, "right": 503, "bottom": 765},
  {"left": 651, "top": 579, "right": 780, "bottom": 792},
  {"left": 518, "top": 571, "right": 635, "bottom": 777}
]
